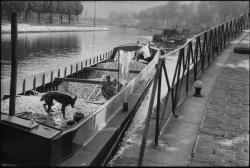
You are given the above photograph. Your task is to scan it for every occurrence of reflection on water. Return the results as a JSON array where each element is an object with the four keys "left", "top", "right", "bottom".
[{"left": 1, "top": 27, "right": 152, "bottom": 81}]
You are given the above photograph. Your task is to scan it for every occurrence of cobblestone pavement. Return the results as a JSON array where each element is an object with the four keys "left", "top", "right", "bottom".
[{"left": 191, "top": 34, "right": 249, "bottom": 166}]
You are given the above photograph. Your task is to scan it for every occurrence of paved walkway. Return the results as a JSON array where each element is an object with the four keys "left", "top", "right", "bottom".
[
  {"left": 191, "top": 32, "right": 249, "bottom": 166},
  {"left": 108, "top": 30, "right": 249, "bottom": 166}
]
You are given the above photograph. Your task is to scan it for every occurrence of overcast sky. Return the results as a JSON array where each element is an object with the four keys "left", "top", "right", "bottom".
[{"left": 82, "top": 1, "right": 189, "bottom": 18}]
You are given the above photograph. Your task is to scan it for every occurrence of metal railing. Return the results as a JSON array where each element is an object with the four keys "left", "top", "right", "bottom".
[{"left": 138, "top": 13, "right": 249, "bottom": 166}]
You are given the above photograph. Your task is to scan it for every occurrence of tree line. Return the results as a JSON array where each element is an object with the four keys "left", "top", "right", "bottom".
[
  {"left": 108, "top": 1, "right": 248, "bottom": 31},
  {"left": 1, "top": 1, "right": 84, "bottom": 24}
]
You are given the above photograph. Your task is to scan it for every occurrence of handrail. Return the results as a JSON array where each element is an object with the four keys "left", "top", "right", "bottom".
[{"left": 138, "top": 13, "right": 249, "bottom": 166}]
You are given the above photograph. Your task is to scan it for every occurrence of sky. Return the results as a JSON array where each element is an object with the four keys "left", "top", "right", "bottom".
[{"left": 81, "top": 1, "right": 190, "bottom": 18}]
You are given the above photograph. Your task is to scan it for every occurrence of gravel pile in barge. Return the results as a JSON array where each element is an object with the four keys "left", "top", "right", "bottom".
[
  {"left": 1, "top": 60, "right": 147, "bottom": 131},
  {"left": 58, "top": 60, "right": 147, "bottom": 101},
  {"left": 1, "top": 95, "right": 100, "bottom": 130}
]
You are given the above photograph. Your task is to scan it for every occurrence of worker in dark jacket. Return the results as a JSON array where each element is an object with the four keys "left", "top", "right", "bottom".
[{"left": 100, "top": 75, "right": 116, "bottom": 100}]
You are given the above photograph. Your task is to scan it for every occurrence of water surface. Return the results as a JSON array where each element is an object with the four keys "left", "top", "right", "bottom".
[{"left": 1, "top": 27, "right": 152, "bottom": 81}]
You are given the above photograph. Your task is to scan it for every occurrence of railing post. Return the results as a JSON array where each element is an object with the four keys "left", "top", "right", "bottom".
[
  {"left": 70, "top": 65, "right": 73, "bottom": 77},
  {"left": 56, "top": 69, "right": 60, "bottom": 90},
  {"left": 9, "top": 12, "right": 17, "bottom": 116},
  {"left": 76, "top": 63, "right": 78, "bottom": 78},
  {"left": 64, "top": 67, "right": 67, "bottom": 77},
  {"left": 155, "top": 60, "right": 162, "bottom": 146},
  {"left": 42, "top": 73, "right": 45, "bottom": 92},
  {"left": 50, "top": 71, "right": 53, "bottom": 91},
  {"left": 58, "top": 69, "right": 60, "bottom": 77},
  {"left": 33, "top": 76, "right": 36, "bottom": 90},
  {"left": 22, "top": 79, "right": 26, "bottom": 95},
  {"left": 201, "top": 33, "right": 205, "bottom": 73},
  {"left": 174, "top": 50, "right": 183, "bottom": 111},
  {"left": 138, "top": 61, "right": 160, "bottom": 166},
  {"left": 186, "top": 42, "right": 191, "bottom": 93}
]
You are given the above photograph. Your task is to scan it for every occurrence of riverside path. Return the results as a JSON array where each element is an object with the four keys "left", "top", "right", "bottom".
[{"left": 109, "top": 30, "right": 249, "bottom": 166}]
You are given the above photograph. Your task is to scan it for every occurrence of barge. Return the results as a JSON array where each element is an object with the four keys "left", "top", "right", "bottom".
[
  {"left": 152, "top": 26, "right": 188, "bottom": 48},
  {"left": 1, "top": 42, "right": 162, "bottom": 166}
]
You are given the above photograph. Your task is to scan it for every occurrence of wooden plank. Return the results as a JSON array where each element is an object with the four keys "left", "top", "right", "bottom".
[
  {"left": 84, "top": 67, "right": 140, "bottom": 73},
  {"left": 54, "top": 77, "right": 101, "bottom": 84}
]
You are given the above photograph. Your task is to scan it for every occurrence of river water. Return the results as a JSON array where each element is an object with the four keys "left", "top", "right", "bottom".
[{"left": 1, "top": 27, "right": 152, "bottom": 81}]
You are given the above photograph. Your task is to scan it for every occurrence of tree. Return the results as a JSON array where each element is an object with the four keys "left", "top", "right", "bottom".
[
  {"left": 1, "top": 1, "right": 28, "bottom": 22},
  {"left": 66, "top": 1, "right": 75, "bottom": 24},
  {"left": 73, "top": 2, "right": 84, "bottom": 22},
  {"left": 29, "top": 1, "right": 44, "bottom": 23},
  {"left": 56, "top": 1, "right": 67, "bottom": 24},
  {"left": 43, "top": 1, "right": 57, "bottom": 24},
  {"left": 211, "top": 1, "right": 249, "bottom": 22},
  {"left": 24, "top": 2, "right": 32, "bottom": 22}
]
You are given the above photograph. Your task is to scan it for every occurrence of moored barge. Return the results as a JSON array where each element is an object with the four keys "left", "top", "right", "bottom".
[{"left": 1, "top": 42, "right": 162, "bottom": 166}]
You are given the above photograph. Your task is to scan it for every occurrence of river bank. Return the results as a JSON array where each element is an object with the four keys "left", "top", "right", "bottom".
[{"left": 1, "top": 23, "right": 109, "bottom": 33}]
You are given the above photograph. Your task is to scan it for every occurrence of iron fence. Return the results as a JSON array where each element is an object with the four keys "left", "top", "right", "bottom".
[{"left": 138, "top": 13, "right": 249, "bottom": 166}]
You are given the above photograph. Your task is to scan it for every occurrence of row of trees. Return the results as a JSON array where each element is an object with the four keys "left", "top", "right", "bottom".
[
  {"left": 1, "top": 1, "right": 84, "bottom": 24},
  {"left": 108, "top": 1, "right": 248, "bottom": 31}
]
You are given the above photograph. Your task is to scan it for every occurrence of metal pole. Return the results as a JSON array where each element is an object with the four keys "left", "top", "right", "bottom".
[
  {"left": 138, "top": 61, "right": 161, "bottom": 166},
  {"left": 155, "top": 60, "right": 162, "bottom": 146},
  {"left": 94, "top": 1, "right": 96, "bottom": 27},
  {"left": 118, "top": 51, "right": 120, "bottom": 84},
  {"left": 9, "top": 12, "right": 17, "bottom": 116}
]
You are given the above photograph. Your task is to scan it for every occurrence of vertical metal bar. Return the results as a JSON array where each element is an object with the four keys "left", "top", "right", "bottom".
[
  {"left": 56, "top": 69, "right": 60, "bottom": 90},
  {"left": 186, "top": 43, "right": 191, "bottom": 93},
  {"left": 171, "top": 87, "right": 175, "bottom": 116},
  {"left": 9, "top": 12, "right": 17, "bottom": 116},
  {"left": 50, "top": 71, "right": 53, "bottom": 91},
  {"left": 174, "top": 50, "right": 183, "bottom": 108},
  {"left": 226, "top": 22, "right": 229, "bottom": 45},
  {"left": 118, "top": 51, "right": 120, "bottom": 84},
  {"left": 162, "top": 61, "right": 171, "bottom": 90},
  {"left": 201, "top": 32, "right": 206, "bottom": 72},
  {"left": 33, "top": 76, "right": 36, "bottom": 90},
  {"left": 138, "top": 62, "right": 160, "bottom": 166},
  {"left": 171, "top": 49, "right": 182, "bottom": 88},
  {"left": 22, "top": 79, "right": 26, "bottom": 95},
  {"left": 170, "top": 50, "right": 182, "bottom": 116},
  {"left": 193, "top": 40, "right": 198, "bottom": 80},
  {"left": 71, "top": 65, "right": 73, "bottom": 77},
  {"left": 76, "top": 63, "right": 78, "bottom": 78},
  {"left": 155, "top": 60, "right": 162, "bottom": 146},
  {"left": 42, "top": 73, "right": 45, "bottom": 92},
  {"left": 64, "top": 67, "right": 67, "bottom": 77},
  {"left": 58, "top": 69, "right": 60, "bottom": 77}
]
